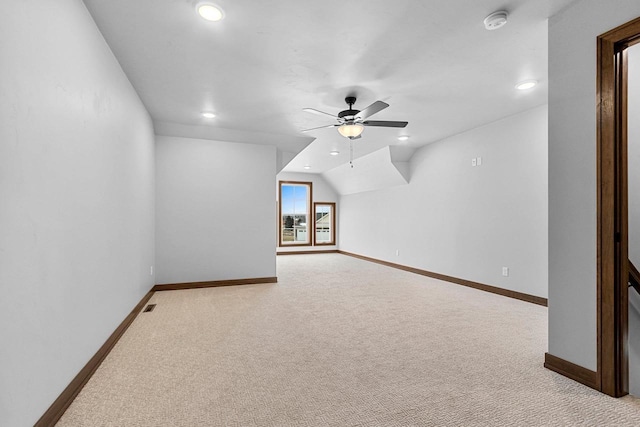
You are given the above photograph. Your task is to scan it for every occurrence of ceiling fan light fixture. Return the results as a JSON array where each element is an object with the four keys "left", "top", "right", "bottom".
[
  {"left": 197, "top": 3, "right": 224, "bottom": 22},
  {"left": 338, "top": 123, "right": 364, "bottom": 139}
]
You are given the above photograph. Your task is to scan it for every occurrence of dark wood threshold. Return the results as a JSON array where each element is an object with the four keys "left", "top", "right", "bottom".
[
  {"left": 152, "top": 276, "right": 277, "bottom": 291},
  {"left": 338, "top": 250, "right": 547, "bottom": 307},
  {"left": 277, "top": 250, "right": 339, "bottom": 256},
  {"left": 544, "top": 353, "right": 599, "bottom": 390},
  {"left": 35, "top": 290, "right": 154, "bottom": 426}
]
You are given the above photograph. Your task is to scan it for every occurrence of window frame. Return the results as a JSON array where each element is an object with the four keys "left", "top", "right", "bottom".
[
  {"left": 313, "top": 202, "right": 336, "bottom": 246},
  {"left": 278, "top": 181, "right": 313, "bottom": 247}
]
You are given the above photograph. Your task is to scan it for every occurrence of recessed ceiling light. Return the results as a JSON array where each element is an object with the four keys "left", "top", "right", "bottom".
[
  {"left": 398, "top": 136, "right": 410, "bottom": 141},
  {"left": 201, "top": 111, "right": 216, "bottom": 119},
  {"left": 197, "top": 3, "right": 224, "bottom": 22},
  {"left": 303, "top": 165, "right": 311, "bottom": 170},
  {"left": 330, "top": 150, "right": 340, "bottom": 156},
  {"left": 515, "top": 80, "right": 538, "bottom": 90}
]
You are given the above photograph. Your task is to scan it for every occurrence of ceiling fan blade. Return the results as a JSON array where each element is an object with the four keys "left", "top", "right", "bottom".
[
  {"left": 362, "top": 120, "right": 408, "bottom": 128},
  {"left": 355, "top": 101, "right": 389, "bottom": 120},
  {"left": 303, "top": 108, "right": 338, "bottom": 119},
  {"left": 301, "top": 124, "right": 339, "bottom": 133}
]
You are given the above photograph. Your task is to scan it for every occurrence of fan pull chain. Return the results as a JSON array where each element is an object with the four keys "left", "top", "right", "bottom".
[{"left": 349, "top": 140, "right": 354, "bottom": 168}]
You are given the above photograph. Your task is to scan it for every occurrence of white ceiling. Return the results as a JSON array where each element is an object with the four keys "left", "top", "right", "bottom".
[{"left": 83, "top": 0, "right": 576, "bottom": 173}]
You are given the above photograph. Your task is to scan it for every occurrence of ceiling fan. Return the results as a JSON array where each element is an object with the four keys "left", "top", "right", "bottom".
[{"left": 301, "top": 96, "right": 408, "bottom": 140}]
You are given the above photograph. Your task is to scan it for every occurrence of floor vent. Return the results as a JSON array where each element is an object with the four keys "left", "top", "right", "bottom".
[{"left": 143, "top": 304, "right": 156, "bottom": 313}]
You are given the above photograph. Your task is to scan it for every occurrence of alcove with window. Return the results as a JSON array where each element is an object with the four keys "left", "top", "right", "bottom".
[{"left": 278, "top": 180, "right": 337, "bottom": 248}]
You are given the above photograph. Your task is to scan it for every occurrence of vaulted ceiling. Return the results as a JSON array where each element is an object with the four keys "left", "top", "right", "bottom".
[{"left": 84, "top": 0, "right": 576, "bottom": 173}]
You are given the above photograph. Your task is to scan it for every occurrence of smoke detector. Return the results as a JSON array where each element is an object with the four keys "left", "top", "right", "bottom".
[{"left": 484, "top": 11, "right": 508, "bottom": 30}]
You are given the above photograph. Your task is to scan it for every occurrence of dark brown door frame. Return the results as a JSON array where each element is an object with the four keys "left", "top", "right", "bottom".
[{"left": 596, "top": 16, "right": 640, "bottom": 397}]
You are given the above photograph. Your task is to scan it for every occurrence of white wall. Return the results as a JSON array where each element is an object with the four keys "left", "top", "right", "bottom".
[
  {"left": 276, "top": 172, "right": 339, "bottom": 252},
  {"left": 0, "top": 1, "right": 155, "bottom": 425},
  {"left": 339, "top": 105, "right": 548, "bottom": 298},
  {"left": 548, "top": 0, "right": 640, "bottom": 372},
  {"left": 155, "top": 136, "right": 276, "bottom": 283},
  {"left": 628, "top": 42, "right": 640, "bottom": 397}
]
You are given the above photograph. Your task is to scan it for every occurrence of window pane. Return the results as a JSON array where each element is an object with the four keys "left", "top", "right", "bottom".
[
  {"left": 280, "top": 182, "right": 311, "bottom": 246},
  {"left": 314, "top": 203, "right": 334, "bottom": 245}
]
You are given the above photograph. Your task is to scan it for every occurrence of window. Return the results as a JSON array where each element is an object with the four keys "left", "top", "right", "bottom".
[
  {"left": 279, "top": 181, "right": 312, "bottom": 246},
  {"left": 314, "top": 202, "right": 335, "bottom": 245}
]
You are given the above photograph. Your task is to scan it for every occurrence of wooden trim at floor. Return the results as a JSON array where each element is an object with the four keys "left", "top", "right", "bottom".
[
  {"left": 544, "top": 353, "right": 599, "bottom": 390},
  {"left": 152, "top": 276, "right": 277, "bottom": 291},
  {"left": 338, "top": 250, "right": 548, "bottom": 307},
  {"left": 35, "top": 290, "right": 155, "bottom": 427},
  {"left": 35, "top": 276, "right": 276, "bottom": 423},
  {"left": 277, "top": 250, "right": 339, "bottom": 256}
]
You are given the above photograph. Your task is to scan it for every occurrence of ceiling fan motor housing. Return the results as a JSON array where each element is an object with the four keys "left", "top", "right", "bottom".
[
  {"left": 339, "top": 96, "right": 359, "bottom": 119},
  {"left": 338, "top": 109, "right": 359, "bottom": 119}
]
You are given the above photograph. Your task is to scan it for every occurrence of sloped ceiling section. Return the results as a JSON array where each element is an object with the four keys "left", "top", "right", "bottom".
[
  {"left": 83, "top": 0, "right": 576, "bottom": 177},
  {"left": 322, "top": 146, "right": 416, "bottom": 195},
  {"left": 153, "top": 120, "right": 314, "bottom": 173},
  {"left": 389, "top": 145, "right": 415, "bottom": 182},
  {"left": 277, "top": 151, "right": 298, "bottom": 174}
]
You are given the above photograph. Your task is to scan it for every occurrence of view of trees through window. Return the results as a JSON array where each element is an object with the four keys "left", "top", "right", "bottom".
[{"left": 279, "top": 182, "right": 311, "bottom": 245}]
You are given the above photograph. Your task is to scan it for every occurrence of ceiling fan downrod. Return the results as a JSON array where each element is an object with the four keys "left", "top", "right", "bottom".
[{"left": 345, "top": 96, "right": 356, "bottom": 110}]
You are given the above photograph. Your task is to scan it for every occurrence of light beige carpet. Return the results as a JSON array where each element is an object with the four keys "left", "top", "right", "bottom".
[{"left": 57, "top": 254, "right": 640, "bottom": 426}]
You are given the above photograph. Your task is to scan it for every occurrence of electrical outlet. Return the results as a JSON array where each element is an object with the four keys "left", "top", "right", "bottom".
[
  {"left": 150, "top": 266, "right": 154, "bottom": 276},
  {"left": 502, "top": 267, "right": 509, "bottom": 277},
  {"left": 477, "top": 157, "right": 482, "bottom": 166}
]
